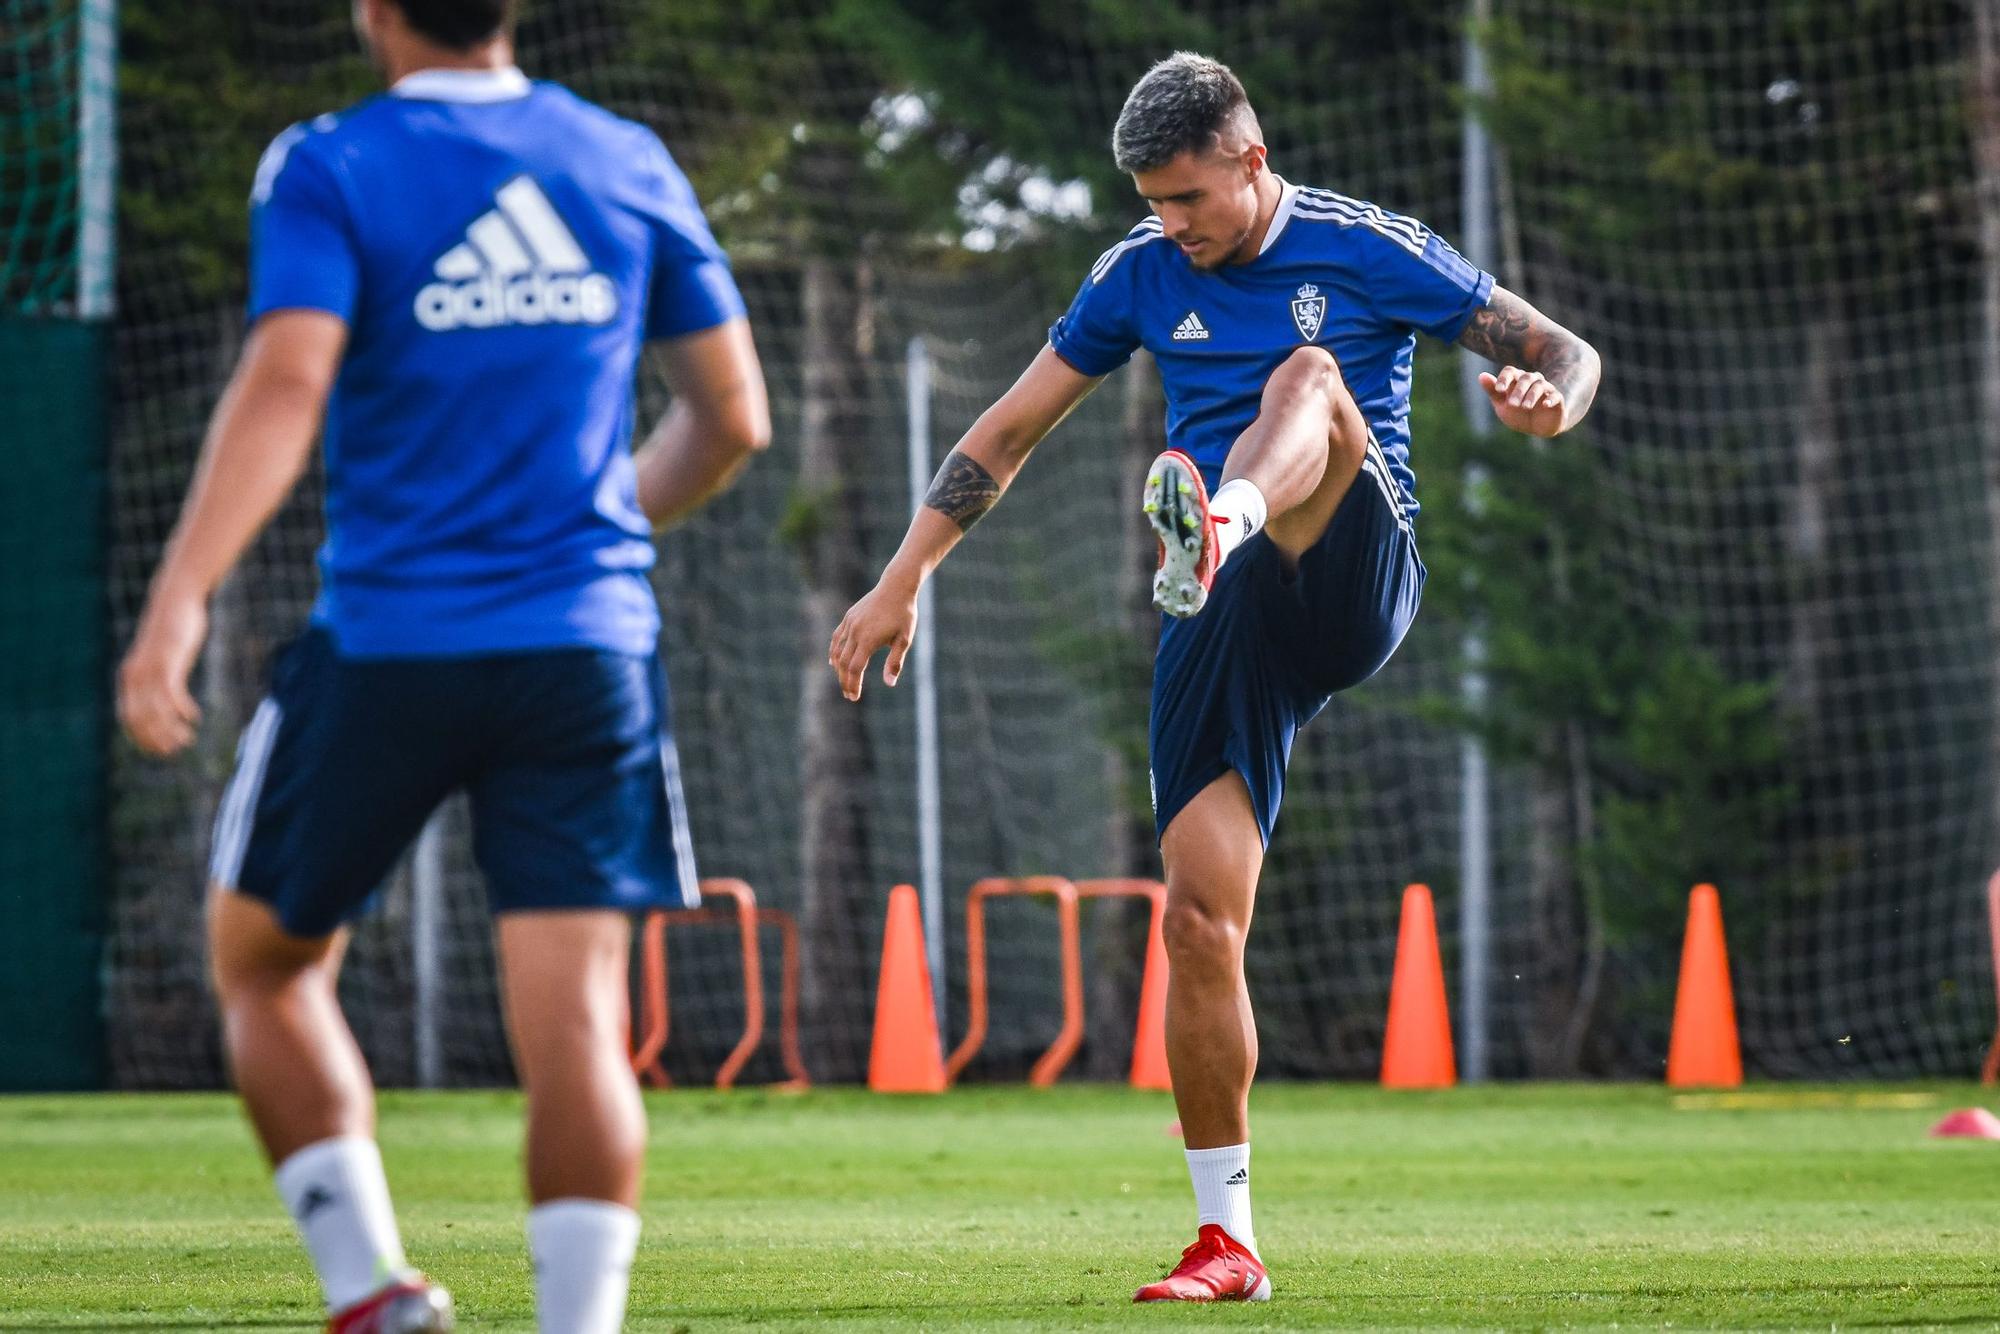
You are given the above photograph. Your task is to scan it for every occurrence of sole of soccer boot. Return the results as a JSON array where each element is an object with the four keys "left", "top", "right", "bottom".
[{"left": 1143, "top": 452, "right": 1210, "bottom": 618}]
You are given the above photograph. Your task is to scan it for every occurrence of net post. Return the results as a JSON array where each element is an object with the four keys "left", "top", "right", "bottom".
[
  {"left": 0, "top": 0, "right": 118, "bottom": 1091},
  {"left": 906, "top": 336, "right": 947, "bottom": 1040},
  {"left": 411, "top": 812, "right": 446, "bottom": 1089},
  {"left": 1456, "top": 0, "right": 1498, "bottom": 1084},
  {"left": 76, "top": 0, "right": 117, "bottom": 320}
]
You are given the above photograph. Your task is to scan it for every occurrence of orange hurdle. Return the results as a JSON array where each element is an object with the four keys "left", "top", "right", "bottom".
[
  {"left": 640, "top": 905, "right": 811, "bottom": 1090},
  {"left": 945, "top": 876, "right": 1084, "bottom": 1087},
  {"left": 632, "top": 878, "right": 810, "bottom": 1090},
  {"left": 1074, "top": 879, "right": 1171, "bottom": 1090}
]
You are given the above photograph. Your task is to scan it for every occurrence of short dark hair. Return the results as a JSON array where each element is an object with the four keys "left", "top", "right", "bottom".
[
  {"left": 392, "top": 0, "right": 515, "bottom": 50},
  {"left": 1112, "top": 52, "right": 1255, "bottom": 174}
]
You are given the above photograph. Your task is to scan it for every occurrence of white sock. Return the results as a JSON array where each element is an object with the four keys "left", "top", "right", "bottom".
[
  {"left": 1210, "top": 479, "right": 1267, "bottom": 566},
  {"left": 273, "top": 1136, "right": 412, "bottom": 1313},
  {"left": 1185, "top": 1143, "right": 1257, "bottom": 1257},
  {"left": 528, "top": 1198, "right": 642, "bottom": 1334}
]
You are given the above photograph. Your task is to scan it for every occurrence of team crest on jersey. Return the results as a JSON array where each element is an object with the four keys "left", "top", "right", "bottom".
[
  {"left": 414, "top": 176, "right": 618, "bottom": 332},
  {"left": 1290, "top": 283, "right": 1327, "bottom": 342}
]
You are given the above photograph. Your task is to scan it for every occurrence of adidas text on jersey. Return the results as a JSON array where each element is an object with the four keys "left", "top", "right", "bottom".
[
  {"left": 414, "top": 176, "right": 619, "bottom": 332},
  {"left": 1172, "top": 311, "right": 1210, "bottom": 341}
]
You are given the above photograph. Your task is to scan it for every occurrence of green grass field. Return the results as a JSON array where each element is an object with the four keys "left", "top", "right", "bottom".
[{"left": 2, "top": 1083, "right": 1996, "bottom": 1330}]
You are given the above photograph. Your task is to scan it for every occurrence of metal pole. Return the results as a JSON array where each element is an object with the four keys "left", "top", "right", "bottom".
[
  {"left": 906, "top": 337, "right": 947, "bottom": 1036},
  {"left": 411, "top": 812, "right": 446, "bottom": 1088},
  {"left": 76, "top": 0, "right": 117, "bottom": 320},
  {"left": 1458, "top": 0, "right": 1497, "bottom": 1082}
]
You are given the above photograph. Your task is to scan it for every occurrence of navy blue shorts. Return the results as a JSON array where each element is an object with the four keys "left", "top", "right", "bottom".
[
  {"left": 208, "top": 628, "right": 699, "bottom": 937},
  {"left": 1150, "top": 451, "right": 1425, "bottom": 846}
]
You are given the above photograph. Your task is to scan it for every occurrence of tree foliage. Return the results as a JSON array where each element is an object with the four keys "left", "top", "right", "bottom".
[{"left": 1405, "top": 360, "right": 1799, "bottom": 949}]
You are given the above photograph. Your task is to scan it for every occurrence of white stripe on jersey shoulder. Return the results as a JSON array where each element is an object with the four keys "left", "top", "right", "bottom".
[
  {"left": 390, "top": 65, "right": 532, "bottom": 103},
  {"left": 250, "top": 113, "right": 344, "bottom": 205},
  {"left": 1293, "top": 188, "right": 1431, "bottom": 258},
  {"left": 251, "top": 125, "right": 307, "bottom": 206},
  {"left": 1089, "top": 217, "right": 1168, "bottom": 283}
]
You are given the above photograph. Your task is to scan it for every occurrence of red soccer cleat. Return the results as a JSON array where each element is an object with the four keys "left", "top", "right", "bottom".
[
  {"left": 1132, "top": 1223, "right": 1271, "bottom": 1303},
  {"left": 1143, "top": 449, "right": 1221, "bottom": 618},
  {"left": 326, "top": 1276, "right": 455, "bottom": 1333}
]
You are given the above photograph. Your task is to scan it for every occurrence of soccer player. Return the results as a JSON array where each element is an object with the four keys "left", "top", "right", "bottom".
[
  {"left": 114, "top": 1, "right": 768, "bottom": 1330},
  {"left": 830, "top": 53, "right": 1600, "bottom": 1302}
]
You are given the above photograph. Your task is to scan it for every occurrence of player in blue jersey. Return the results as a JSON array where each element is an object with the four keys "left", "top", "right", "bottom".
[
  {"left": 114, "top": 2, "right": 769, "bottom": 1330},
  {"left": 831, "top": 53, "right": 1601, "bottom": 1302}
]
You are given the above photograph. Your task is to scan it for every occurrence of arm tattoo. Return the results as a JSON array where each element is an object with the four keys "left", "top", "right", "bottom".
[
  {"left": 1458, "top": 286, "right": 1599, "bottom": 410},
  {"left": 1457, "top": 289, "right": 1535, "bottom": 365},
  {"left": 1535, "top": 336, "right": 1589, "bottom": 404},
  {"left": 924, "top": 448, "right": 1001, "bottom": 532}
]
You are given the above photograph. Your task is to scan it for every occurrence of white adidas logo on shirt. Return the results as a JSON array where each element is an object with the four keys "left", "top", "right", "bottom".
[
  {"left": 1171, "top": 311, "right": 1210, "bottom": 341},
  {"left": 413, "top": 176, "right": 619, "bottom": 332}
]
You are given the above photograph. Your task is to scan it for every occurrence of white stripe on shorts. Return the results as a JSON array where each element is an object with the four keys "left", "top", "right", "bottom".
[
  {"left": 659, "top": 737, "right": 701, "bottom": 907},
  {"left": 208, "top": 698, "right": 283, "bottom": 888},
  {"left": 1360, "top": 435, "right": 1416, "bottom": 538}
]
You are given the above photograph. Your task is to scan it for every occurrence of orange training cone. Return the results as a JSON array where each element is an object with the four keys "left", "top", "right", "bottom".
[
  {"left": 1381, "top": 883, "right": 1456, "bottom": 1088},
  {"left": 869, "top": 884, "right": 946, "bottom": 1092},
  {"left": 1129, "top": 898, "right": 1171, "bottom": 1090},
  {"left": 1666, "top": 883, "right": 1742, "bottom": 1088}
]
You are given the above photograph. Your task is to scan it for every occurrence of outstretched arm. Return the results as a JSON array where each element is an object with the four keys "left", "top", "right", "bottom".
[
  {"left": 117, "top": 310, "right": 346, "bottom": 757},
  {"left": 828, "top": 345, "right": 1101, "bottom": 701},
  {"left": 1456, "top": 285, "right": 1601, "bottom": 437}
]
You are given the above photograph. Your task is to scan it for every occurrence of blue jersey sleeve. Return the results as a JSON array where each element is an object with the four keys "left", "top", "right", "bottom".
[
  {"left": 1368, "top": 228, "right": 1495, "bottom": 343},
  {"left": 641, "top": 133, "right": 746, "bottom": 341},
  {"left": 247, "top": 125, "right": 359, "bottom": 325},
  {"left": 1047, "top": 229, "right": 1148, "bottom": 377}
]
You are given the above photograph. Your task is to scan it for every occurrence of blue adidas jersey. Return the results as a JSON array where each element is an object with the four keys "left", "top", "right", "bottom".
[
  {"left": 1048, "top": 181, "right": 1493, "bottom": 518},
  {"left": 247, "top": 66, "right": 745, "bottom": 657}
]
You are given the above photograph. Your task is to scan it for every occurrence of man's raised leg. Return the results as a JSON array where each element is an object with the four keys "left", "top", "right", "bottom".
[
  {"left": 210, "top": 891, "right": 443, "bottom": 1327},
  {"left": 496, "top": 910, "right": 645, "bottom": 1334},
  {"left": 1146, "top": 346, "right": 1370, "bottom": 616},
  {"left": 1223, "top": 345, "right": 1370, "bottom": 566},
  {"left": 1133, "top": 772, "right": 1273, "bottom": 1302}
]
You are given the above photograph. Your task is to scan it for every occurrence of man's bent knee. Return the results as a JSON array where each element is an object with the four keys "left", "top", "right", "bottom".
[
  {"left": 1277, "top": 343, "right": 1338, "bottom": 378},
  {"left": 1291, "top": 349, "right": 1366, "bottom": 463},
  {"left": 1269, "top": 344, "right": 1347, "bottom": 405}
]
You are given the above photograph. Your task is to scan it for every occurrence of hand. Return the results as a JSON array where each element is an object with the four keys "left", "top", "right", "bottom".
[
  {"left": 828, "top": 576, "right": 920, "bottom": 702},
  {"left": 117, "top": 584, "right": 208, "bottom": 757},
  {"left": 1478, "top": 366, "right": 1567, "bottom": 438}
]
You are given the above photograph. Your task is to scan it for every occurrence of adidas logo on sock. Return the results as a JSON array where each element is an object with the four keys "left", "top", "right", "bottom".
[
  {"left": 1171, "top": 311, "right": 1210, "bottom": 341},
  {"left": 414, "top": 176, "right": 619, "bottom": 332},
  {"left": 1224, "top": 1167, "right": 1248, "bottom": 1186}
]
